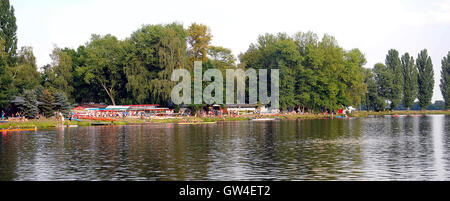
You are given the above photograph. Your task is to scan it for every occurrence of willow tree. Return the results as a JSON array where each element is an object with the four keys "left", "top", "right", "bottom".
[
  {"left": 416, "top": 49, "right": 434, "bottom": 110},
  {"left": 401, "top": 53, "right": 418, "bottom": 110},
  {"left": 124, "top": 23, "right": 187, "bottom": 105},
  {"left": 151, "top": 24, "right": 188, "bottom": 105}
]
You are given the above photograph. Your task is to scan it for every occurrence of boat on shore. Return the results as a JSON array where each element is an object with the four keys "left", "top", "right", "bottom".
[
  {"left": 178, "top": 122, "right": 216, "bottom": 125},
  {"left": 251, "top": 118, "right": 276, "bottom": 121},
  {"left": 1, "top": 128, "right": 37, "bottom": 132}
]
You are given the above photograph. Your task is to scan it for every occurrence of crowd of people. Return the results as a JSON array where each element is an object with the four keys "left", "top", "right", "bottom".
[{"left": 1, "top": 110, "right": 28, "bottom": 122}]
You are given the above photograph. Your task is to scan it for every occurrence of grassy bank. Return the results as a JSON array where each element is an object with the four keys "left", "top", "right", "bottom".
[
  {"left": 352, "top": 110, "right": 450, "bottom": 117},
  {"left": 1, "top": 110, "right": 449, "bottom": 129},
  {"left": 150, "top": 116, "right": 251, "bottom": 123},
  {"left": 0, "top": 119, "right": 59, "bottom": 129}
]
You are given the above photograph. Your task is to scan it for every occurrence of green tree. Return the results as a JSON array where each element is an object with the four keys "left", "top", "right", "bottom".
[
  {"left": 240, "top": 33, "right": 301, "bottom": 111},
  {"left": 11, "top": 46, "right": 41, "bottom": 93},
  {"left": 441, "top": 52, "right": 450, "bottom": 110},
  {"left": 61, "top": 46, "right": 107, "bottom": 104},
  {"left": 363, "top": 68, "right": 385, "bottom": 111},
  {"left": 39, "top": 89, "right": 55, "bottom": 117},
  {"left": 17, "top": 89, "right": 38, "bottom": 118},
  {"left": 53, "top": 92, "right": 71, "bottom": 117},
  {"left": 343, "top": 48, "right": 367, "bottom": 108},
  {"left": 44, "top": 47, "right": 74, "bottom": 100},
  {"left": 0, "top": 39, "right": 14, "bottom": 109},
  {"left": 294, "top": 31, "right": 319, "bottom": 112},
  {"left": 401, "top": 53, "right": 418, "bottom": 110},
  {"left": 187, "top": 23, "right": 212, "bottom": 62},
  {"left": 84, "top": 34, "right": 124, "bottom": 105},
  {"left": 385, "top": 49, "right": 402, "bottom": 109},
  {"left": 416, "top": 49, "right": 434, "bottom": 110},
  {"left": 0, "top": 0, "right": 17, "bottom": 66},
  {"left": 275, "top": 36, "right": 302, "bottom": 110},
  {"left": 373, "top": 63, "right": 392, "bottom": 109},
  {"left": 124, "top": 23, "right": 187, "bottom": 105},
  {"left": 240, "top": 32, "right": 366, "bottom": 112},
  {"left": 208, "top": 46, "right": 236, "bottom": 71}
]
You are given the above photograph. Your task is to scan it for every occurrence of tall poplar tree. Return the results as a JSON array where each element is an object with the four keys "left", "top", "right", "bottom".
[
  {"left": 416, "top": 49, "right": 434, "bottom": 110},
  {"left": 0, "top": 0, "right": 18, "bottom": 66},
  {"left": 385, "top": 49, "right": 402, "bottom": 109},
  {"left": 441, "top": 52, "right": 450, "bottom": 110},
  {"left": 401, "top": 53, "right": 418, "bottom": 110},
  {"left": 0, "top": 40, "right": 14, "bottom": 109}
]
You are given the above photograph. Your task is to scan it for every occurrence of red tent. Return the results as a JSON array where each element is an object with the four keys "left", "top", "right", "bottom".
[{"left": 73, "top": 106, "right": 86, "bottom": 111}]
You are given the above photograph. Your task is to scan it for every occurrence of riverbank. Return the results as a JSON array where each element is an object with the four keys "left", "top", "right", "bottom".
[
  {"left": 1, "top": 110, "right": 449, "bottom": 129},
  {"left": 352, "top": 110, "right": 450, "bottom": 117}
]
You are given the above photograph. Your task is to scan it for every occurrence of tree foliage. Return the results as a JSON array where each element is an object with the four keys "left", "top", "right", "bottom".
[
  {"left": 416, "top": 49, "right": 434, "bottom": 110},
  {"left": 124, "top": 23, "right": 187, "bottom": 105},
  {"left": 39, "top": 89, "right": 55, "bottom": 117},
  {"left": 53, "top": 91, "right": 71, "bottom": 117},
  {"left": 373, "top": 62, "right": 392, "bottom": 109},
  {"left": 84, "top": 34, "right": 125, "bottom": 105},
  {"left": 363, "top": 68, "right": 385, "bottom": 111},
  {"left": 401, "top": 53, "right": 418, "bottom": 110},
  {"left": 239, "top": 32, "right": 367, "bottom": 112},
  {"left": 385, "top": 49, "right": 402, "bottom": 109},
  {"left": 43, "top": 47, "right": 74, "bottom": 101},
  {"left": 17, "top": 89, "right": 38, "bottom": 118},
  {"left": 441, "top": 52, "right": 450, "bottom": 110},
  {"left": 2, "top": 12, "right": 447, "bottom": 114},
  {"left": 0, "top": 39, "right": 14, "bottom": 109},
  {"left": 0, "top": 0, "right": 17, "bottom": 66},
  {"left": 11, "top": 46, "right": 41, "bottom": 93},
  {"left": 187, "top": 23, "right": 212, "bottom": 62}
]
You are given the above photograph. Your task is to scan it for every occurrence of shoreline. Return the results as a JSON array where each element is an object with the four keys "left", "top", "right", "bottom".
[{"left": 1, "top": 110, "right": 449, "bottom": 130}]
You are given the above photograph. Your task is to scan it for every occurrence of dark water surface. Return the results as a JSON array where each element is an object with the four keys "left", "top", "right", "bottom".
[{"left": 1, "top": 115, "right": 450, "bottom": 181}]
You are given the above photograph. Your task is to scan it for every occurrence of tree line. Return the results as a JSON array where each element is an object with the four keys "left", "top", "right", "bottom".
[
  {"left": 365, "top": 49, "right": 450, "bottom": 111},
  {"left": 1, "top": 0, "right": 450, "bottom": 118}
]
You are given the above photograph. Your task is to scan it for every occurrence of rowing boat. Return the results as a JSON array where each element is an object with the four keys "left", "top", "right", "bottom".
[{"left": 1, "top": 128, "right": 37, "bottom": 132}]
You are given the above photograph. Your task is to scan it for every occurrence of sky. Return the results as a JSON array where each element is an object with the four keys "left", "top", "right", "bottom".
[{"left": 12, "top": 0, "right": 450, "bottom": 101}]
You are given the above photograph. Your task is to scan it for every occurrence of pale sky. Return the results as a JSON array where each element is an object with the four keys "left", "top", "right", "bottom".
[{"left": 12, "top": 0, "right": 450, "bottom": 101}]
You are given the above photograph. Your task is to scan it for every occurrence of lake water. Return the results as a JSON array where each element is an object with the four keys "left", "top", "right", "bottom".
[{"left": 1, "top": 115, "right": 449, "bottom": 181}]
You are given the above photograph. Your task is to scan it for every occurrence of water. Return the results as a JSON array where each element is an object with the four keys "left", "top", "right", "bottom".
[{"left": 1, "top": 115, "right": 450, "bottom": 181}]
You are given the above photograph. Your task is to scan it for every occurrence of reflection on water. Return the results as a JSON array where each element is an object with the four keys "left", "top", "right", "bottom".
[{"left": 0, "top": 115, "right": 449, "bottom": 181}]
